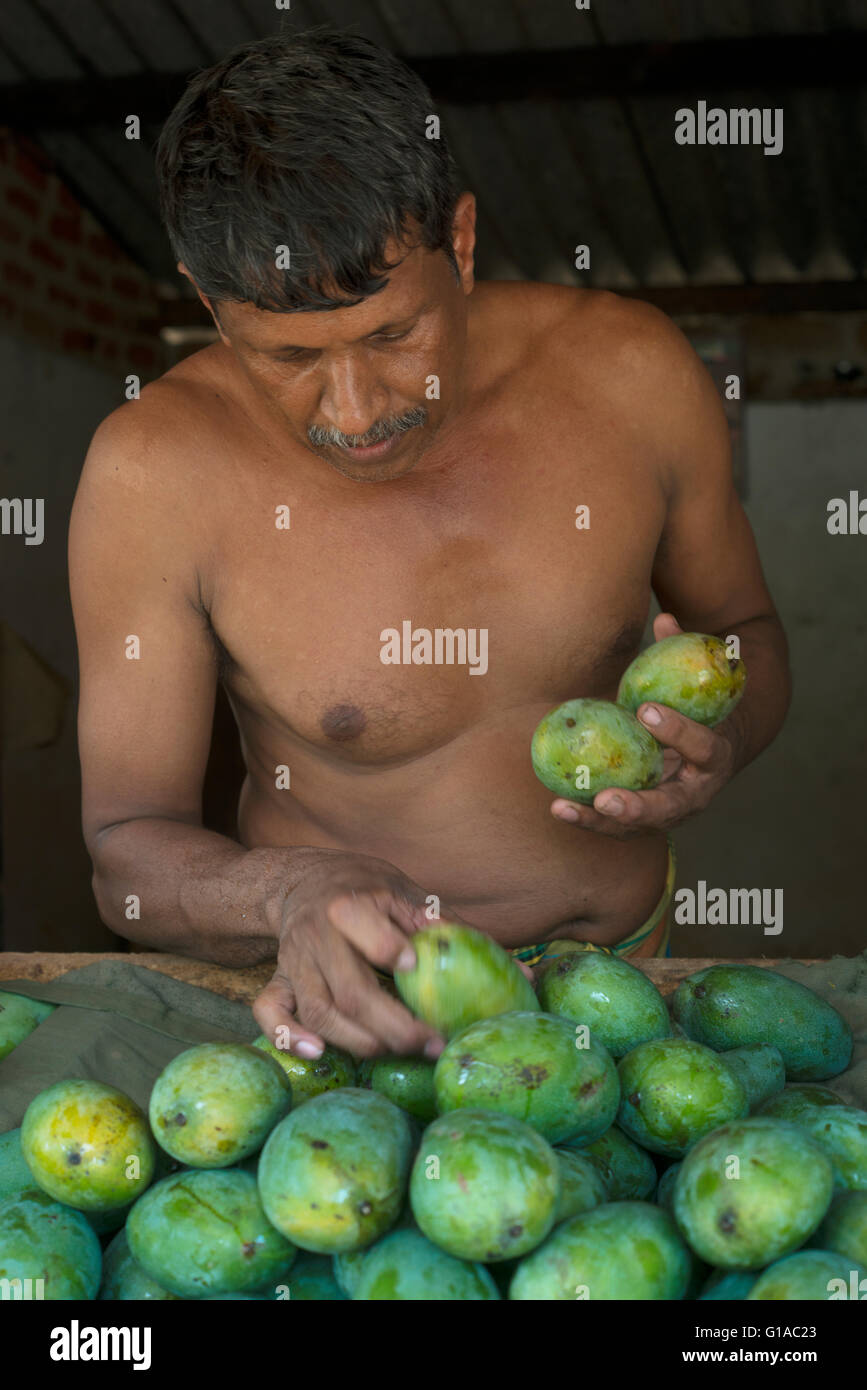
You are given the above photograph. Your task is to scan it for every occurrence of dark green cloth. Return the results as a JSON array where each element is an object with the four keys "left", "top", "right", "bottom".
[
  {"left": 0, "top": 961, "right": 260, "bottom": 1131},
  {"left": 1, "top": 953, "right": 866, "bottom": 1133}
]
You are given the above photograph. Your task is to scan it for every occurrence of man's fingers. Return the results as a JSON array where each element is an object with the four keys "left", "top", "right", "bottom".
[
  {"left": 252, "top": 974, "right": 326, "bottom": 1060},
  {"left": 635, "top": 703, "right": 719, "bottom": 766},
  {"left": 328, "top": 950, "right": 446, "bottom": 1058},
  {"left": 652, "top": 611, "right": 682, "bottom": 642},
  {"left": 327, "top": 891, "right": 417, "bottom": 972}
]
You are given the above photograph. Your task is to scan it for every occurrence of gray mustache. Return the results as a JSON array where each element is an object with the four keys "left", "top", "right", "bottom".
[{"left": 308, "top": 405, "right": 428, "bottom": 450}]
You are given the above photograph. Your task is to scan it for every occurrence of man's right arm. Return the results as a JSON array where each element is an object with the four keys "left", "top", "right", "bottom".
[{"left": 68, "top": 401, "right": 445, "bottom": 1057}]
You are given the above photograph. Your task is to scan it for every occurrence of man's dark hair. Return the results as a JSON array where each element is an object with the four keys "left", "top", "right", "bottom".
[{"left": 155, "top": 27, "right": 462, "bottom": 312}]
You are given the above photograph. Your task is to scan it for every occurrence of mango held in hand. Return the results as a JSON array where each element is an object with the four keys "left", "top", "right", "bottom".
[
  {"left": 617, "top": 632, "right": 745, "bottom": 727},
  {"left": 434, "top": 1010, "right": 619, "bottom": 1146},
  {"left": 395, "top": 921, "right": 538, "bottom": 1039},
  {"left": 21, "top": 1078, "right": 156, "bottom": 1212},
  {"left": 252, "top": 1036, "right": 356, "bottom": 1104},
  {"left": 531, "top": 698, "right": 663, "bottom": 804}
]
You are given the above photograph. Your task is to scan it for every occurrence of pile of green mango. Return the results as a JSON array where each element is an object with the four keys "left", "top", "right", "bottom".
[
  {"left": 531, "top": 631, "right": 746, "bottom": 802},
  {"left": 0, "top": 925, "right": 864, "bottom": 1301}
]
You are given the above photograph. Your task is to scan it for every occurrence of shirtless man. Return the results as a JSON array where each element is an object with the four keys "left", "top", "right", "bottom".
[{"left": 68, "top": 30, "right": 790, "bottom": 1062}]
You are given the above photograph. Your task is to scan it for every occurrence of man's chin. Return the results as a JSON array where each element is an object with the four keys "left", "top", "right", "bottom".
[{"left": 313, "top": 430, "right": 425, "bottom": 482}]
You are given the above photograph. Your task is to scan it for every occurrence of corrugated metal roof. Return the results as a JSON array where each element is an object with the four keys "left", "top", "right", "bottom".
[{"left": 0, "top": 0, "right": 865, "bottom": 297}]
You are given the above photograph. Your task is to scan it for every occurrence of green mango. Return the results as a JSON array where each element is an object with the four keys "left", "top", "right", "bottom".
[
  {"left": 357, "top": 1055, "right": 438, "bottom": 1122},
  {"left": 655, "top": 1161, "right": 682, "bottom": 1213},
  {"left": 0, "top": 992, "right": 56, "bottom": 1059},
  {"left": 699, "top": 1268, "right": 761, "bottom": 1300},
  {"left": 554, "top": 1149, "right": 608, "bottom": 1223},
  {"left": 433, "top": 1011, "right": 619, "bottom": 1145},
  {"left": 537, "top": 952, "right": 670, "bottom": 1059},
  {"left": 673, "top": 964, "right": 853, "bottom": 1081},
  {"left": 812, "top": 1192, "right": 867, "bottom": 1268},
  {"left": 127, "top": 1168, "right": 296, "bottom": 1298},
  {"left": 617, "top": 632, "right": 745, "bottom": 727},
  {"left": 21, "top": 1079, "right": 156, "bottom": 1212},
  {"left": 757, "top": 1083, "right": 845, "bottom": 1122},
  {"left": 531, "top": 698, "right": 663, "bottom": 804},
  {"left": 252, "top": 1036, "right": 356, "bottom": 1103},
  {"left": 510, "top": 1201, "right": 691, "bottom": 1301},
  {"left": 718, "top": 1044, "right": 785, "bottom": 1111},
  {"left": 747, "top": 1249, "right": 867, "bottom": 1301},
  {"left": 99, "top": 1227, "right": 179, "bottom": 1300},
  {"left": 565, "top": 1125, "right": 657, "bottom": 1199},
  {"left": 792, "top": 1104, "right": 867, "bottom": 1191},
  {"left": 332, "top": 1249, "right": 367, "bottom": 1297},
  {"left": 353, "top": 1228, "right": 500, "bottom": 1300},
  {"left": 0, "top": 1188, "right": 102, "bottom": 1299},
  {"left": 258, "top": 1088, "right": 414, "bottom": 1254},
  {"left": 409, "top": 1109, "right": 559, "bottom": 1263},
  {"left": 394, "top": 921, "right": 538, "bottom": 1039},
  {"left": 673, "top": 1117, "right": 834, "bottom": 1269},
  {"left": 150, "top": 1043, "right": 291, "bottom": 1168},
  {"left": 285, "top": 1250, "right": 348, "bottom": 1300},
  {"left": 617, "top": 1038, "right": 748, "bottom": 1157}
]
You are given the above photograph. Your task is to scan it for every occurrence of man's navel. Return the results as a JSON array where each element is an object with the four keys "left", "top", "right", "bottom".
[{"left": 320, "top": 703, "right": 368, "bottom": 742}]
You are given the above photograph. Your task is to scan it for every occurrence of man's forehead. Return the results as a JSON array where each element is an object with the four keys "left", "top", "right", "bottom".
[{"left": 220, "top": 238, "right": 433, "bottom": 346}]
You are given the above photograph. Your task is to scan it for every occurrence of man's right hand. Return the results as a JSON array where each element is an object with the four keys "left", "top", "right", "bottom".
[{"left": 252, "top": 851, "right": 452, "bottom": 1061}]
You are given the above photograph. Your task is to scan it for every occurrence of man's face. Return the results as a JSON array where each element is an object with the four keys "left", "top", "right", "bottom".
[{"left": 196, "top": 203, "right": 475, "bottom": 483}]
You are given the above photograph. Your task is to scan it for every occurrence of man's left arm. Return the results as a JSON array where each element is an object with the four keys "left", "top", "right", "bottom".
[{"left": 555, "top": 306, "right": 791, "bottom": 835}]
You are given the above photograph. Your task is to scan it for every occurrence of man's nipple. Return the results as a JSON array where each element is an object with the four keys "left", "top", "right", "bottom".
[{"left": 320, "top": 703, "right": 368, "bottom": 742}]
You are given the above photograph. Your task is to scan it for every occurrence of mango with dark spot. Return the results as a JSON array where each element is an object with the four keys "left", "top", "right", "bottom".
[
  {"left": 672, "top": 964, "right": 853, "bottom": 1081},
  {"left": 253, "top": 1035, "right": 356, "bottom": 1104},
  {"left": 409, "top": 1109, "right": 560, "bottom": 1262},
  {"left": 149, "top": 1043, "right": 292, "bottom": 1168},
  {"left": 672, "top": 1116, "right": 834, "bottom": 1268},
  {"left": 617, "top": 1037, "right": 748, "bottom": 1157},
  {"left": 562, "top": 1124, "right": 657, "bottom": 1200},
  {"left": 433, "top": 1010, "right": 619, "bottom": 1145},
  {"left": 0, "top": 1187, "right": 102, "bottom": 1300},
  {"left": 747, "top": 1248, "right": 867, "bottom": 1300},
  {"left": 126, "top": 1167, "right": 297, "bottom": 1298},
  {"left": 617, "top": 632, "right": 746, "bottom": 727},
  {"left": 538, "top": 951, "right": 670, "bottom": 1059},
  {"left": 0, "top": 990, "right": 56, "bottom": 1060},
  {"left": 509, "top": 1201, "right": 692, "bottom": 1300},
  {"left": 21, "top": 1078, "right": 156, "bottom": 1212},
  {"left": 258, "top": 1088, "right": 415, "bottom": 1254},
  {"left": 357, "top": 1055, "right": 438, "bottom": 1122},
  {"left": 531, "top": 698, "right": 663, "bottom": 804},
  {"left": 352, "top": 1227, "right": 500, "bottom": 1300},
  {"left": 395, "top": 921, "right": 539, "bottom": 1039}
]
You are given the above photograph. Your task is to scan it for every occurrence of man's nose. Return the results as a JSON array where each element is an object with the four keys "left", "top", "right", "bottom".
[{"left": 318, "top": 355, "right": 388, "bottom": 438}]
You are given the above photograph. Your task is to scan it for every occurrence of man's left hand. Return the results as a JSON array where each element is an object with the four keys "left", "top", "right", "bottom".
[{"left": 550, "top": 613, "right": 740, "bottom": 838}]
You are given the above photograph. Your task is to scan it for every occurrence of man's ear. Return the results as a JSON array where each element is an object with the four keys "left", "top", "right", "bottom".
[
  {"left": 178, "top": 262, "right": 228, "bottom": 343},
  {"left": 450, "top": 193, "right": 476, "bottom": 295}
]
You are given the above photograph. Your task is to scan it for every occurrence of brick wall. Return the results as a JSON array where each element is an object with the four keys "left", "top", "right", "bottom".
[{"left": 0, "top": 126, "right": 161, "bottom": 373}]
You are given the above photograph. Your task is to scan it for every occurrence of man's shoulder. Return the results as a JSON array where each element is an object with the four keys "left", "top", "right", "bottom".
[
  {"left": 478, "top": 281, "right": 691, "bottom": 383},
  {"left": 83, "top": 343, "right": 236, "bottom": 491}
]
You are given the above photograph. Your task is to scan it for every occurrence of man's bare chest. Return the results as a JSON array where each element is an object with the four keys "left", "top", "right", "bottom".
[{"left": 203, "top": 428, "right": 665, "bottom": 765}]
